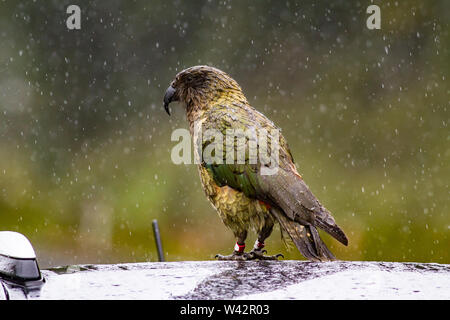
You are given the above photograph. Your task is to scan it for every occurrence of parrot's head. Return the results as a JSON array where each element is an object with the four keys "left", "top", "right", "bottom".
[{"left": 163, "top": 65, "right": 243, "bottom": 115}]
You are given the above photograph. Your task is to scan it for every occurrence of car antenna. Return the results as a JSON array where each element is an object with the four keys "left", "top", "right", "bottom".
[{"left": 152, "top": 219, "right": 165, "bottom": 262}]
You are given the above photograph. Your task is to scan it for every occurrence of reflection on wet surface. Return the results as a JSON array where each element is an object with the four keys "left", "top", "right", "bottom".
[{"left": 176, "top": 260, "right": 450, "bottom": 299}]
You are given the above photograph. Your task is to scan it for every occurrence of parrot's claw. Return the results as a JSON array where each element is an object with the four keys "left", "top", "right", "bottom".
[
  {"left": 215, "top": 252, "right": 248, "bottom": 261},
  {"left": 214, "top": 250, "right": 283, "bottom": 261},
  {"left": 245, "top": 249, "right": 284, "bottom": 260}
]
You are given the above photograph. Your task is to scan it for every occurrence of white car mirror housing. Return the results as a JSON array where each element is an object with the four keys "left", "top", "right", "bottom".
[{"left": 0, "top": 231, "right": 44, "bottom": 288}]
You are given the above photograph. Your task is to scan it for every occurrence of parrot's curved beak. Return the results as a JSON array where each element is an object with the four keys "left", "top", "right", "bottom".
[{"left": 163, "top": 85, "right": 177, "bottom": 116}]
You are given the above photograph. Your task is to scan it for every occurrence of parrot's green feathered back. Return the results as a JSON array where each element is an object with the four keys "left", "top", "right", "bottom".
[{"left": 199, "top": 99, "right": 348, "bottom": 246}]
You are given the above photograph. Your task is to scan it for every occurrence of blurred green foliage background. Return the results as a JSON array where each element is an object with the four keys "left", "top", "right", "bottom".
[{"left": 0, "top": 0, "right": 448, "bottom": 268}]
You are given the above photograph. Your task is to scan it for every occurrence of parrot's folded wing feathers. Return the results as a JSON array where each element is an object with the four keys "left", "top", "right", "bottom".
[{"left": 260, "top": 169, "right": 348, "bottom": 246}]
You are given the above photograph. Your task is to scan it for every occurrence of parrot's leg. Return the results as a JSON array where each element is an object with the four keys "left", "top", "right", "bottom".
[
  {"left": 215, "top": 230, "right": 249, "bottom": 261},
  {"left": 245, "top": 222, "right": 284, "bottom": 260}
]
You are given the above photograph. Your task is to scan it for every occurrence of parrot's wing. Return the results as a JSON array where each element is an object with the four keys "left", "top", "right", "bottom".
[
  {"left": 201, "top": 105, "right": 348, "bottom": 246},
  {"left": 258, "top": 168, "right": 348, "bottom": 246}
]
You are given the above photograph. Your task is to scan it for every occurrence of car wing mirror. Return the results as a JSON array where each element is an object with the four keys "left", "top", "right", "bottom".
[{"left": 0, "top": 231, "right": 44, "bottom": 290}]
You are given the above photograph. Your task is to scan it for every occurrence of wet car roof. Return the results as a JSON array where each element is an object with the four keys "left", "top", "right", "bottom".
[{"left": 2, "top": 260, "right": 449, "bottom": 299}]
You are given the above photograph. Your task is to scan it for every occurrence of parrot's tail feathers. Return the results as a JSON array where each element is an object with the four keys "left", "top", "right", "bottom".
[
  {"left": 308, "top": 224, "right": 336, "bottom": 261},
  {"left": 271, "top": 208, "right": 335, "bottom": 262},
  {"left": 314, "top": 207, "right": 349, "bottom": 246}
]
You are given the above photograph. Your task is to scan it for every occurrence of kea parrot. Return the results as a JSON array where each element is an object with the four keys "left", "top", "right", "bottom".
[{"left": 163, "top": 65, "right": 348, "bottom": 261}]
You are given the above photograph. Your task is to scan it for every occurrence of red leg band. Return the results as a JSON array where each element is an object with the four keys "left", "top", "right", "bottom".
[
  {"left": 254, "top": 239, "right": 265, "bottom": 250},
  {"left": 234, "top": 242, "right": 245, "bottom": 253}
]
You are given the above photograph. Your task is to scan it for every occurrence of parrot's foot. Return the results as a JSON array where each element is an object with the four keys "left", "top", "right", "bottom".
[
  {"left": 214, "top": 250, "right": 283, "bottom": 261},
  {"left": 245, "top": 249, "right": 284, "bottom": 261},
  {"left": 215, "top": 252, "right": 248, "bottom": 261}
]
